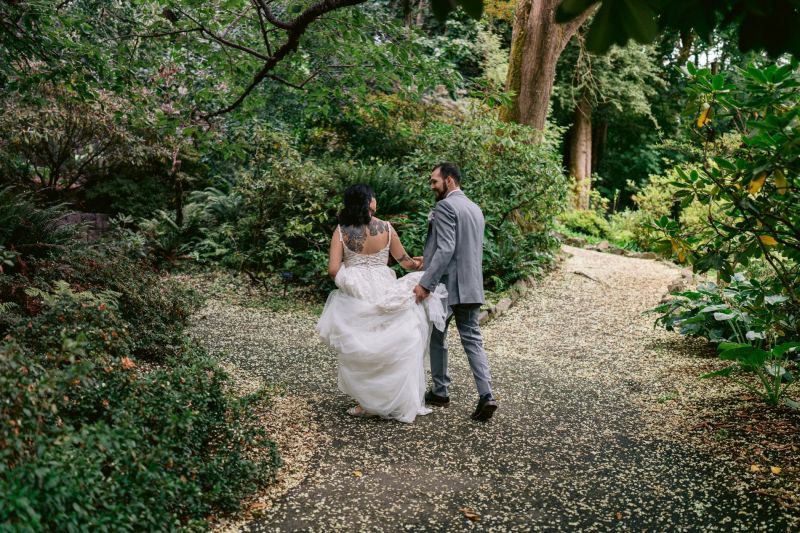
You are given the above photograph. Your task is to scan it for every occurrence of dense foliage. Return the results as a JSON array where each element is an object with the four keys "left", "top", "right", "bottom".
[
  {"left": 644, "top": 59, "right": 800, "bottom": 406},
  {"left": 0, "top": 194, "right": 279, "bottom": 530}
]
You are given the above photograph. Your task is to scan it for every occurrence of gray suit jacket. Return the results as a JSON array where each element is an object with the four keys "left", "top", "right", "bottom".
[{"left": 419, "top": 190, "right": 485, "bottom": 305}]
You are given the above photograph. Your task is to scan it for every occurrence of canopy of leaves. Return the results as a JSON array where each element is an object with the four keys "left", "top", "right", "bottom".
[{"left": 556, "top": 0, "right": 800, "bottom": 58}]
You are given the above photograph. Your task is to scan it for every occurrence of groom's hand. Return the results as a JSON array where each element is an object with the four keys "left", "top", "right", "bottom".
[{"left": 413, "top": 284, "right": 430, "bottom": 303}]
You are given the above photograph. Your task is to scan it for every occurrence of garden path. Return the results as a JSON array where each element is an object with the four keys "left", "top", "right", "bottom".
[{"left": 194, "top": 245, "right": 795, "bottom": 532}]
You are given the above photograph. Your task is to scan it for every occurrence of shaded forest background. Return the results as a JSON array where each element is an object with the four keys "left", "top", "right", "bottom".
[{"left": 1, "top": 0, "right": 799, "bottom": 529}]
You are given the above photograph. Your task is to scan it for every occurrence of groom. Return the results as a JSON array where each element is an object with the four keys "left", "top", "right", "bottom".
[{"left": 413, "top": 163, "right": 497, "bottom": 422}]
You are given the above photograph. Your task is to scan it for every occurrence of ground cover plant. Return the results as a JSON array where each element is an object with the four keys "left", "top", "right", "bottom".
[{"left": 0, "top": 192, "right": 280, "bottom": 531}]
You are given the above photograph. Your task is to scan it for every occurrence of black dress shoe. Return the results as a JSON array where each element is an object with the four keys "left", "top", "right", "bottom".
[
  {"left": 424, "top": 390, "right": 450, "bottom": 407},
  {"left": 471, "top": 395, "right": 497, "bottom": 421}
]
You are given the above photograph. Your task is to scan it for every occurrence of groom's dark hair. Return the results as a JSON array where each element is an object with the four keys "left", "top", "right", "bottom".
[{"left": 434, "top": 162, "right": 461, "bottom": 185}]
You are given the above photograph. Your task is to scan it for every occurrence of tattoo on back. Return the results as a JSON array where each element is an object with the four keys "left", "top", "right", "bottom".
[
  {"left": 368, "top": 218, "right": 388, "bottom": 236},
  {"left": 342, "top": 218, "right": 387, "bottom": 253},
  {"left": 342, "top": 225, "right": 367, "bottom": 253}
]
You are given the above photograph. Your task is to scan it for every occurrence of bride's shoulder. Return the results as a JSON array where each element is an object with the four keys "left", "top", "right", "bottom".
[{"left": 367, "top": 217, "right": 390, "bottom": 235}]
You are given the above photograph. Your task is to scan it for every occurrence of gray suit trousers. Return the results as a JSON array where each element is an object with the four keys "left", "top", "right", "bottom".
[{"left": 430, "top": 303, "right": 493, "bottom": 398}]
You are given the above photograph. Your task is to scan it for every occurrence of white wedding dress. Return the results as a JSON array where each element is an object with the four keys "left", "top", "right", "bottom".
[{"left": 316, "top": 225, "right": 447, "bottom": 423}]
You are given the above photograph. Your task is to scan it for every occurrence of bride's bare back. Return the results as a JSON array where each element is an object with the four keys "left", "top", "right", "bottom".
[{"left": 340, "top": 218, "right": 391, "bottom": 255}]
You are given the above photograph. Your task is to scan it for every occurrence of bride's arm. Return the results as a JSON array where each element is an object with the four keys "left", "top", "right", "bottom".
[
  {"left": 328, "top": 230, "right": 343, "bottom": 279},
  {"left": 390, "top": 230, "right": 421, "bottom": 270}
]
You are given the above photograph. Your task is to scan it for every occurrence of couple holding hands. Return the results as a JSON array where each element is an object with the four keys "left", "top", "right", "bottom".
[{"left": 317, "top": 163, "right": 497, "bottom": 424}]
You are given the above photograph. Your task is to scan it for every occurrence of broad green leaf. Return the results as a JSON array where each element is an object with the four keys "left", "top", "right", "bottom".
[{"left": 773, "top": 342, "right": 800, "bottom": 358}]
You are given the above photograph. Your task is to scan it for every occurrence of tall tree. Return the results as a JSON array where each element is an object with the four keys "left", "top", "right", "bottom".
[
  {"left": 500, "top": 0, "right": 595, "bottom": 131},
  {"left": 553, "top": 35, "right": 660, "bottom": 208}
]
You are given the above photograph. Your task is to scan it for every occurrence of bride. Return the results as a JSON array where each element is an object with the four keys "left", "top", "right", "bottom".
[{"left": 316, "top": 184, "right": 446, "bottom": 423}]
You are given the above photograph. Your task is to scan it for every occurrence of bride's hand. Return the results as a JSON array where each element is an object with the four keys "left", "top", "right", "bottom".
[{"left": 413, "top": 256, "right": 424, "bottom": 270}]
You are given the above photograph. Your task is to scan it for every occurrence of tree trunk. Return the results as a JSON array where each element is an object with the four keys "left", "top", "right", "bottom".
[
  {"left": 569, "top": 92, "right": 592, "bottom": 209},
  {"left": 502, "top": 0, "right": 595, "bottom": 132},
  {"left": 170, "top": 146, "right": 183, "bottom": 227},
  {"left": 591, "top": 119, "right": 607, "bottom": 172},
  {"left": 415, "top": 0, "right": 427, "bottom": 27},
  {"left": 676, "top": 30, "right": 695, "bottom": 65}
]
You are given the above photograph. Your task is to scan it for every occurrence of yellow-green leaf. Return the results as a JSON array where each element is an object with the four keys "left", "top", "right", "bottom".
[
  {"left": 759, "top": 235, "right": 778, "bottom": 246},
  {"left": 748, "top": 173, "right": 766, "bottom": 194},
  {"left": 775, "top": 170, "right": 789, "bottom": 195},
  {"left": 697, "top": 104, "right": 712, "bottom": 127}
]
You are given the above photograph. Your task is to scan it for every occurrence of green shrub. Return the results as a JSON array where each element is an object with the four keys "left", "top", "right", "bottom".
[
  {"left": 0, "top": 196, "right": 279, "bottom": 530},
  {"left": 557, "top": 209, "right": 610, "bottom": 238},
  {"left": 607, "top": 209, "right": 640, "bottom": 245},
  {"left": 0, "top": 243, "right": 199, "bottom": 363},
  {"left": 652, "top": 274, "right": 797, "bottom": 346},
  {"left": 144, "top": 109, "right": 567, "bottom": 294},
  {"left": 0, "top": 339, "right": 279, "bottom": 532},
  {"left": 0, "top": 187, "right": 77, "bottom": 269},
  {"left": 12, "top": 281, "right": 132, "bottom": 359},
  {"left": 651, "top": 273, "right": 798, "bottom": 405}
]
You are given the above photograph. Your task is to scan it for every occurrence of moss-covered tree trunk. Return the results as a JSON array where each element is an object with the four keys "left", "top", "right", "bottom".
[
  {"left": 502, "top": 0, "right": 595, "bottom": 132},
  {"left": 569, "top": 92, "right": 592, "bottom": 209}
]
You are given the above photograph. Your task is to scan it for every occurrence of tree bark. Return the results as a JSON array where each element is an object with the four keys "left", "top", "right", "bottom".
[
  {"left": 569, "top": 92, "right": 592, "bottom": 209},
  {"left": 501, "top": 0, "right": 595, "bottom": 132},
  {"left": 676, "top": 30, "right": 695, "bottom": 65},
  {"left": 591, "top": 119, "right": 607, "bottom": 172},
  {"left": 415, "top": 0, "right": 427, "bottom": 27},
  {"left": 170, "top": 146, "right": 183, "bottom": 227}
]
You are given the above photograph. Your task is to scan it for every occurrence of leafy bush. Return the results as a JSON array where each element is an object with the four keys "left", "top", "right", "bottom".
[
  {"left": 654, "top": 61, "right": 800, "bottom": 293},
  {"left": 145, "top": 109, "right": 567, "bottom": 293},
  {"left": 12, "top": 281, "right": 132, "bottom": 359},
  {"left": 652, "top": 274, "right": 796, "bottom": 346},
  {"left": 0, "top": 338, "right": 278, "bottom": 531},
  {"left": 704, "top": 341, "right": 800, "bottom": 406},
  {"left": 0, "top": 187, "right": 77, "bottom": 270},
  {"left": 0, "top": 197, "right": 279, "bottom": 530},
  {"left": 0, "top": 243, "right": 199, "bottom": 363},
  {"left": 557, "top": 209, "right": 610, "bottom": 238},
  {"left": 652, "top": 273, "right": 798, "bottom": 405},
  {"left": 0, "top": 192, "right": 196, "bottom": 362}
]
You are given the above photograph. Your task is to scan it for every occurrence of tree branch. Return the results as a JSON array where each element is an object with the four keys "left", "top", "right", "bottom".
[
  {"left": 251, "top": 0, "right": 273, "bottom": 55},
  {"left": 124, "top": 28, "right": 203, "bottom": 39},
  {"left": 222, "top": 5, "right": 254, "bottom": 38},
  {"left": 205, "top": 0, "right": 368, "bottom": 118},
  {"left": 177, "top": 8, "right": 271, "bottom": 61},
  {"left": 254, "top": 0, "right": 292, "bottom": 30},
  {"left": 267, "top": 71, "right": 320, "bottom": 89}
]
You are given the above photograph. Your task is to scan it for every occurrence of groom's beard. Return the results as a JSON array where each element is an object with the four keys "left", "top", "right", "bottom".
[{"left": 434, "top": 183, "right": 449, "bottom": 201}]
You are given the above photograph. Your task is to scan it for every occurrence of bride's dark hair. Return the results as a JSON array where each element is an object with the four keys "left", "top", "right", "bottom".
[{"left": 338, "top": 184, "right": 374, "bottom": 226}]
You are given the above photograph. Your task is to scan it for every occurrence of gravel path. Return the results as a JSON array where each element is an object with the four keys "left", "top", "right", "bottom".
[{"left": 193, "top": 245, "right": 796, "bottom": 532}]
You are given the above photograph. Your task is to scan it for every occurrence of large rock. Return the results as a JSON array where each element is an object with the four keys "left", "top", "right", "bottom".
[
  {"left": 493, "top": 298, "right": 512, "bottom": 315},
  {"left": 564, "top": 236, "right": 587, "bottom": 247},
  {"left": 512, "top": 279, "right": 529, "bottom": 296},
  {"left": 56, "top": 212, "right": 111, "bottom": 242},
  {"left": 587, "top": 240, "right": 610, "bottom": 252},
  {"left": 630, "top": 251, "right": 659, "bottom": 260},
  {"left": 667, "top": 278, "right": 689, "bottom": 294}
]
